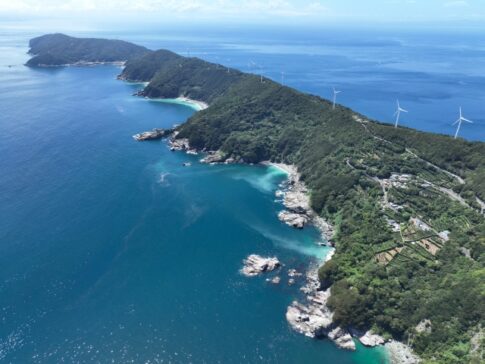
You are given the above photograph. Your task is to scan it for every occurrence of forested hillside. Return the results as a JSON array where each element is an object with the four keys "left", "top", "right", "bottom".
[
  {"left": 27, "top": 35, "right": 485, "bottom": 363},
  {"left": 27, "top": 33, "right": 149, "bottom": 66},
  {"left": 133, "top": 50, "right": 485, "bottom": 364}
]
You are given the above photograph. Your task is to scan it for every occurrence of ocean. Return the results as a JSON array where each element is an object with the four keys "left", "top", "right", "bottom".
[{"left": 1, "top": 25, "right": 483, "bottom": 363}]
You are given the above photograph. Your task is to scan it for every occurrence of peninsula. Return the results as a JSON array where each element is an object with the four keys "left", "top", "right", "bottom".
[{"left": 27, "top": 34, "right": 485, "bottom": 364}]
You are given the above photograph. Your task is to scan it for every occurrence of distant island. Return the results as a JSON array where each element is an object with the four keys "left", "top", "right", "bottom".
[
  {"left": 26, "top": 33, "right": 149, "bottom": 67},
  {"left": 27, "top": 34, "right": 485, "bottom": 364}
]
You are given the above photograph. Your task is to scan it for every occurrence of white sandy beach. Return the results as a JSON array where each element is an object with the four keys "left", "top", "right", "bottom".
[
  {"left": 150, "top": 97, "right": 208, "bottom": 111},
  {"left": 260, "top": 161, "right": 297, "bottom": 176}
]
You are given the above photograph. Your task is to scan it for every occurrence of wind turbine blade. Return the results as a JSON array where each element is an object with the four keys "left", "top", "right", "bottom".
[
  {"left": 452, "top": 119, "right": 461, "bottom": 125},
  {"left": 462, "top": 117, "right": 473, "bottom": 123},
  {"left": 401, "top": 108, "right": 408, "bottom": 113}
]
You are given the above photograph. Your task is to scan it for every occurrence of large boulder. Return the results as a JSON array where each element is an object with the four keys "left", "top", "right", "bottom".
[
  {"left": 241, "top": 255, "right": 281, "bottom": 277},
  {"left": 328, "top": 327, "right": 356, "bottom": 351},
  {"left": 278, "top": 211, "right": 309, "bottom": 229},
  {"left": 200, "top": 150, "right": 225, "bottom": 164}
]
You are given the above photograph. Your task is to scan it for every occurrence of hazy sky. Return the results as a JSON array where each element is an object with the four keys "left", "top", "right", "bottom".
[{"left": 1, "top": 0, "right": 484, "bottom": 27}]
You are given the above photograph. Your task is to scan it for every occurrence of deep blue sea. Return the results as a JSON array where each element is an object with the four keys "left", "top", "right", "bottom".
[{"left": 0, "top": 25, "right": 483, "bottom": 363}]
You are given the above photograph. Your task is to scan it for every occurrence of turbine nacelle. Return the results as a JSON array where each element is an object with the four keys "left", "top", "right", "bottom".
[{"left": 453, "top": 107, "right": 473, "bottom": 125}]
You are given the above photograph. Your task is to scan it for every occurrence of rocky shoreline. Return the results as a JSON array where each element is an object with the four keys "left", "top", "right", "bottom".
[
  {"left": 246, "top": 162, "right": 359, "bottom": 351},
  {"left": 285, "top": 251, "right": 358, "bottom": 351},
  {"left": 385, "top": 341, "right": 421, "bottom": 364},
  {"left": 141, "top": 131, "right": 419, "bottom": 363},
  {"left": 133, "top": 128, "right": 174, "bottom": 141},
  {"left": 284, "top": 257, "right": 418, "bottom": 360},
  {"left": 261, "top": 162, "right": 419, "bottom": 362},
  {"left": 267, "top": 162, "right": 334, "bottom": 244},
  {"left": 35, "top": 60, "right": 126, "bottom": 68}
]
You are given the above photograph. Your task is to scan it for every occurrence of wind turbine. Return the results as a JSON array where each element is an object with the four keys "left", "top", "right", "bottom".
[
  {"left": 226, "top": 58, "right": 231, "bottom": 73},
  {"left": 394, "top": 100, "right": 408, "bottom": 128},
  {"left": 453, "top": 107, "right": 473, "bottom": 139},
  {"left": 332, "top": 87, "right": 341, "bottom": 110},
  {"left": 258, "top": 64, "right": 264, "bottom": 83},
  {"left": 248, "top": 60, "right": 264, "bottom": 83}
]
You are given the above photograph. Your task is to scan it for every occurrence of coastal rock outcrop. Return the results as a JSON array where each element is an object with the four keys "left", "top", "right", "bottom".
[
  {"left": 169, "top": 137, "right": 191, "bottom": 152},
  {"left": 278, "top": 211, "right": 309, "bottom": 229},
  {"left": 133, "top": 128, "right": 173, "bottom": 141},
  {"left": 267, "top": 276, "right": 281, "bottom": 284},
  {"left": 241, "top": 255, "right": 281, "bottom": 277},
  {"left": 288, "top": 269, "right": 303, "bottom": 278},
  {"left": 286, "top": 288, "right": 356, "bottom": 351},
  {"left": 328, "top": 327, "right": 356, "bottom": 351},
  {"left": 349, "top": 328, "right": 385, "bottom": 347},
  {"left": 285, "top": 254, "right": 357, "bottom": 351},
  {"left": 286, "top": 290, "right": 333, "bottom": 338},
  {"left": 359, "top": 331, "right": 385, "bottom": 347},
  {"left": 200, "top": 151, "right": 225, "bottom": 164},
  {"left": 284, "top": 187, "right": 310, "bottom": 214},
  {"left": 271, "top": 163, "right": 334, "bottom": 242},
  {"left": 385, "top": 341, "right": 421, "bottom": 364}
]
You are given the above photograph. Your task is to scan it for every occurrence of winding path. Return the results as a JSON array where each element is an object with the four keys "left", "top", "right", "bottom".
[
  {"left": 353, "top": 117, "right": 483, "bottom": 215},
  {"left": 405, "top": 148, "right": 465, "bottom": 185}
]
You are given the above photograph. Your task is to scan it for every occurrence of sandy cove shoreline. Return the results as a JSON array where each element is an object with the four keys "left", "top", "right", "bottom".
[
  {"left": 175, "top": 97, "right": 209, "bottom": 111},
  {"left": 119, "top": 76, "right": 209, "bottom": 112},
  {"left": 145, "top": 96, "right": 209, "bottom": 112}
]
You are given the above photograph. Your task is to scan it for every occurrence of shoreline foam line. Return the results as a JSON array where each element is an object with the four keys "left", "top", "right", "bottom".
[{"left": 149, "top": 97, "right": 209, "bottom": 111}]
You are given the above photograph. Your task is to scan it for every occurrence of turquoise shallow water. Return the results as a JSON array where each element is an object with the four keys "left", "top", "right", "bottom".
[{"left": 0, "top": 32, "right": 388, "bottom": 363}]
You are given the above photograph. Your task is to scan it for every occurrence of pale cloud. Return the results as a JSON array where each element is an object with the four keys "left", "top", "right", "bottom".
[
  {"left": 0, "top": 0, "right": 482, "bottom": 24},
  {"left": 444, "top": 0, "right": 469, "bottom": 7},
  {"left": 0, "top": 0, "right": 328, "bottom": 17}
]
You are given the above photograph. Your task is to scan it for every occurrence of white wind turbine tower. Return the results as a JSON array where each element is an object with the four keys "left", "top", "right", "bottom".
[
  {"left": 248, "top": 60, "right": 264, "bottom": 83},
  {"left": 226, "top": 58, "right": 231, "bottom": 73},
  {"left": 453, "top": 107, "right": 473, "bottom": 139},
  {"left": 258, "top": 64, "right": 264, "bottom": 83},
  {"left": 332, "top": 87, "right": 341, "bottom": 110},
  {"left": 394, "top": 100, "right": 408, "bottom": 128}
]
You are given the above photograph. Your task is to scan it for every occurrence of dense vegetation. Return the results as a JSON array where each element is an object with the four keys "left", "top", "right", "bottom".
[
  {"left": 121, "top": 51, "right": 246, "bottom": 103},
  {"left": 27, "top": 33, "right": 149, "bottom": 66},
  {"left": 134, "top": 51, "right": 485, "bottom": 364},
  {"left": 27, "top": 35, "right": 485, "bottom": 363}
]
